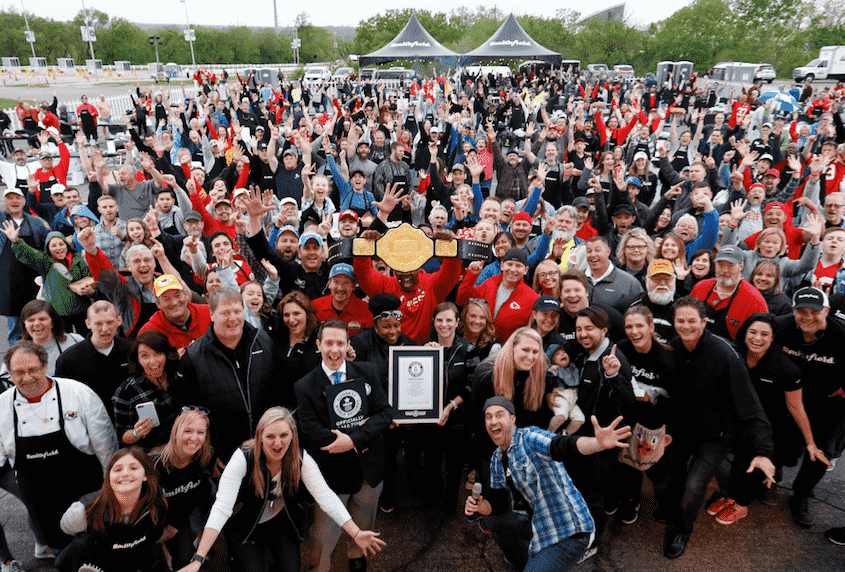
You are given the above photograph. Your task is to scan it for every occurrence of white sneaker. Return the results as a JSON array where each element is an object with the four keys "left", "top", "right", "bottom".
[
  {"left": 1, "top": 560, "right": 27, "bottom": 572},
  {"left": 33, "top": 543, "right": 54, "bottom": 559}
]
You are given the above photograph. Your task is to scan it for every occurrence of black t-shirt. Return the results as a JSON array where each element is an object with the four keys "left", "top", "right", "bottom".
[
  {"left": 617, "top": 338, "right": 676, "bottom": 429},
  {"left": 746, "top": 349, "right": 801, "bottom": 427},
  {"left": 154, "top": 454, "right": 214, "bottom": 526}
]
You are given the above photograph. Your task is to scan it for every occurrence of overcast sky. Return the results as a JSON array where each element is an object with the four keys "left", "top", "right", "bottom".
[{"left": 15, "top": 0, "right": 693, "bottom": 29}]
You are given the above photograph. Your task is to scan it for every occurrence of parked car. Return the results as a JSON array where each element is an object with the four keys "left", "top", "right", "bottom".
[
  {"left": 754, "top": 64, "right": 776, "bottom": 83},
  {"left": 303, "top": 66, "right": 331, "bottom": 83},
  {"left": 332, "top": 67, "right": 354, "bottom": 81},
  {"left": 360, "top": 68, "right": 376, "bottom": 81},
  {"left": 613, "top": 64, "right": 635, "bottom": 80},
  {"left": 375, "top": 68, "right": 418, "bottom": 88}
]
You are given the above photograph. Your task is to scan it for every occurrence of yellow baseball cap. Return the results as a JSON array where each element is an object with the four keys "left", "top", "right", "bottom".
[
  {"left": 153, "top": 274, "right": 183, "bottom": 298},
  {"left": 647, "top": 258, "right": 675, "bottom": 278}
]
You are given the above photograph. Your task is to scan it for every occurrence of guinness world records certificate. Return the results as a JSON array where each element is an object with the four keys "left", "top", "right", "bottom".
[{"left": 388, "top": 347, "right": 444, "bottom": 424}]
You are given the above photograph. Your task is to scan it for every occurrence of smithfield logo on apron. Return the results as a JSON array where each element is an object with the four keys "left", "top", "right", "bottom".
[
  {"left": 333, "top": 389, "right": 363, "bottom": 419},
  {"left": 64, "top": 411, "right": 79, "bottom": 420}
]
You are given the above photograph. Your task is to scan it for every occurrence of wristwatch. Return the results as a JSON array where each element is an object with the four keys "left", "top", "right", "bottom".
[{"left": 191, "top": 554, "right": 206, "bottom": 564}]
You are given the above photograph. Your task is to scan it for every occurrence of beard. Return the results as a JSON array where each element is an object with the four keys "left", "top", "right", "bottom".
[
  {"left": 716, "top": 276, "right": 737, "bottom": 290},
  {"left": 648, "top": 286, "right": 675, "bottom": 306},
  {"left": 553, "top": 229, "right": 575, "bottom": 243}
]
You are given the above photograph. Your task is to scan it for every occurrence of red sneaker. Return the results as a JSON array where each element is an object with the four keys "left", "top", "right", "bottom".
[
  {"left": 706, "top": 497, "right": 735, "bottom": 516},
  {"left": 715, "top": 503, "right": 749, "bottom": 525}
]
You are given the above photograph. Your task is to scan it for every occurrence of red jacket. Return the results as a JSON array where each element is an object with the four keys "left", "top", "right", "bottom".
[
  {"left": 457, "top": 270, "right": 539, "bottom": 344},
  {"left": 313, "top": 294, "right": 373, "bottom": 338},
  {"left": 353, "top": 256, "right": 461, "bottom": 344},
  {"left": 691, "top": 278, "right": 768, "bottom": 340},
  {"left": 33, "top": 142, "right": 70, "bottom": 200},
  {"left": 140, "top": 303, "right": 212, "bottom": 352}
]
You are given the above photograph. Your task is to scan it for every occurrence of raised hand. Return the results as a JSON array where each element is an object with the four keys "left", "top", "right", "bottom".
[
  {"left": 601, "top": 344, "right": 621, "bottom": 376},
  {"left": 78, "top": 227, "right": 97, "bottom": 253},
  {"left": 1, "top": 220, "right": 20, "bottom": 243},
  {"left": 372, "top": 182, "right": 405, "bottom": 216},
  {"left": 591, "top": 415, "right": 632, "bottom": 450}
]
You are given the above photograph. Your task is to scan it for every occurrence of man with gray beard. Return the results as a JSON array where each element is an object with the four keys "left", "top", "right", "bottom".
[
  {"left": 629, "top": 260, "right": 678, "bottom": 344},
  {"left": 547, "top": 205, "right": 583, "bottom": 271}
]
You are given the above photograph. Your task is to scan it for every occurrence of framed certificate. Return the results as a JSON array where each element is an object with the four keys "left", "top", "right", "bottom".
[{"left": 388, "top": 346, "right": 444, "bottom": 424}]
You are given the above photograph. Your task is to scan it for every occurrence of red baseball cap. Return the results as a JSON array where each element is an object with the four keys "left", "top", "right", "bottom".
[
  {"left": 512, "top": 211, "right": 532, "bottom": 224},
  {"left": 764, "top": 201, "right": 785, "bottom": 212},
  {"left": 764, "top": 168, "right": 781, "bottom": 178},
  {"left": 339, "top": 209, "right": 359, "bottom": 222}
]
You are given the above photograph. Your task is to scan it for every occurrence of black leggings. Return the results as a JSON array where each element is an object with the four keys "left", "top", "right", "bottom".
[{"left": 227, "top": 515, "right": 301, "bottom": 572}]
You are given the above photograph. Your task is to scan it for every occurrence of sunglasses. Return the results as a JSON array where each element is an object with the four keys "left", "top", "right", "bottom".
[
  {"left": 182, "top": 405, "right": 210, "bottom": 416},
  {"left": 375, "top": 310, "right": 402, "bottom": 322}
]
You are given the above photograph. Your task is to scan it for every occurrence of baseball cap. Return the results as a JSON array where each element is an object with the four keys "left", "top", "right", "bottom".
[
  {"left": 3, "top": 187, "right": 24, "bottom": 197},
  {"left": 257, "top": 142, "right": 269, "bottom": 151},
  {"left": 764, "top": 201, "right": 786, "bottom": 213},
  {"left": 512, "top": 211, "right": 532, "bottom": 224},
  {"left": 429, "top": 126, "right": 442, "bottom": 134},
  {"left": 299, "top": 231, "right": 323, "bottom": 247},
  {"left": 647, "top": 258, "right": 675, "bottom": 277},
  {"left": 483, "top": 396, "right": 516, "bottom": 416},
  {"left": 231, "top": 188, "right": 249, "bottom": 201},
  {"left": 37, "top": 150, "right": 51, "bottom": 160},
  {"left": 278, "top": 225, "right": 299, "bottom": 237},
  {"left": 625, "top": 176, "right": 642, "bottom": 188},
  {"left": 451, "top": 163, "right": 466, "bottom": 173},
  {"left": 356, "top": 140, "right": 370, "bottom": 148},
  {"left": 633, "top": 151, "right": 648, "bottom": 162},
  {"left": 533, "top": 295, "right": 561, "bottom": 313},
  {"left": 50, "top": 183, "right": 67, "bottom": 195},
  {"left": 764, "top": 168, "right": 780, "bottom": 178},
  {"left": 502, "top": 248, "right": 528, "bottom": 266},
  {"left": 338, "top": 209, "right": 359, "bottom": 222},
  {"left": 153, "top": 274, "right": 183, "bottom": 298},
  {"left": 506, "top": 147, "right": 519, "bottom": 156},
  {"left": 792, "top": 286, "right": 829, "bottom": 311},
  {"left": 714, "top": 245, "right": 744, "bottom": 265},
  {"left": 183, "top": 210, "right": 202, "bottom": 222},
  {"left": 758, "top": 153, "right": 774, "bottom": 162},
  {"left": 329, "top": 263, "right": 355, "bottom": 281},
  {"left": 279, "top": 197, "right": 298, "bottom": 208},
  {"left": 282, "top": 148, "right": 298, "bottom": 157},
  {"left": 214, "top": 198, "right": 232, "bottom": 208},
  {"left": 350, "top": 168, "right": 366, "bottom": 179},
  {"left": 613, "top": 204, "right": 636, "bottom": 217},
  {"left": 572, "top": 196, "right": 590, "bottom": 210}
]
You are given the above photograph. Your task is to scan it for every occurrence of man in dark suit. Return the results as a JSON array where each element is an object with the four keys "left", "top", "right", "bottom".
[{"left": 295, "top": 318, "right": 393, "bottom": 572}]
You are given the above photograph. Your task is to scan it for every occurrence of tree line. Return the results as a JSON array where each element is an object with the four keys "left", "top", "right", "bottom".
[{"left": 1, "top": 1, "right": 843, "bottom": 77}]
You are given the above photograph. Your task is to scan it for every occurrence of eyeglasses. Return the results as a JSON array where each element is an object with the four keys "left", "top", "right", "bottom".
[
  {"left": 468, "top": 298, "right": 488, "bottom": 306},
  {"left": 625, "top": 244, "right": 647, "bottom": 250},
  {"left": 10, "top": 365, "right": 45, "bottom": 379},
  {"left": 536, "top": 272, "right": 560, "bottom": 280},
  {"left": 825, "top": 203, "right": 845, "bottom": 209},
  {"left": 182, "top": 405, "right": 210, "bottom": 416},
  {"left": 375, "top": 310, "right": 402, "bottom": 322}
]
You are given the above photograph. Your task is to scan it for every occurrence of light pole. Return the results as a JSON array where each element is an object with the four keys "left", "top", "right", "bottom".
[
  {"left": 20, "top": 0, "right": 36, "bottom": 58},
  {"left": 79, "top": 0, "right": 95, "bottom": 61},
  {"left": 180, "top": 0, "right": 196, "bottom": 66}
]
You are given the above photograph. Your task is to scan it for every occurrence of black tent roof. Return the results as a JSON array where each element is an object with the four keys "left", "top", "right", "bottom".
[
  {"left": 358, "top": 15, "right": 460, "bottom": 67},
  {"left": 460, "top": 14, "right": 561, "bottom": 66}
]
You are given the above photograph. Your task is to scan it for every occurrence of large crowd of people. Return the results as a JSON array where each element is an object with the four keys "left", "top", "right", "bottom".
[{"left": 0, "top": 63, "right": 844, "bottom": 572}]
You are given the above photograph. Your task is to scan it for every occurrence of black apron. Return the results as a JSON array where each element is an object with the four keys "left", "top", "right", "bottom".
[
  {"left": 13, "top": 382, "right": 105, "bottom": 548},
  {"left": 58, "top": 512, "right": 165, "bottom": 572},
  {"left": 703, "top": 282, "right": 738, "bottom": 340}
]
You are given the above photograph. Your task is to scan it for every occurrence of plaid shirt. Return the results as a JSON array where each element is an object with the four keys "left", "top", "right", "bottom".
[
  {"left": 111, "top": 374, "right": 179, "bottom": 449},
  {"left": 490, "top": 427, "right": 594, "bottom": 556},
  {"left": 93, "top": 220, "right": 126, "bottom": 269}
]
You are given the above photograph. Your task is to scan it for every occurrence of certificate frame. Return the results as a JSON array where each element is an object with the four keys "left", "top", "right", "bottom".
[{"left": 388, "top": 346, "right": 444, "bottom": 424}]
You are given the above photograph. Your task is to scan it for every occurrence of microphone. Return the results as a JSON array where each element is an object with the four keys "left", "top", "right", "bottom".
[{"left": 466, "top": 482, "right": 483, "bottom": 523}]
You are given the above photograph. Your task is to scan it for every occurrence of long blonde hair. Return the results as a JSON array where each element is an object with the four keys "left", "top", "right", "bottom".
[
  {"left": 153, "top": 409, "right": 213, "bottom": 472},
  {"left": 244, "top": 407, "right": 301, "bottom": 498},
  {"left": 492, "top": 327, "right": 546, "bottom": 412}
]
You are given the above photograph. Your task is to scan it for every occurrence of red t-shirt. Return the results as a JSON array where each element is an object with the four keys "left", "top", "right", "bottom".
[
  {"left": 814, "top": 260, "right": 842, "bottom": 287},
  {"left": 744, "top": 226, "right": 805, "bottom": 260},
  {"left": 313, "top": 294, "right": 373, "bottom": 338}
]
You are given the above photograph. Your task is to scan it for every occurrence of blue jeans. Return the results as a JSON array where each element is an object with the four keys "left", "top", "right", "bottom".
[
  {"left": 525, "top": 532, "right": 591, "bottom": 572},
  {"left": 670, "top": 439, "right": 733, "bottom": 533}
]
